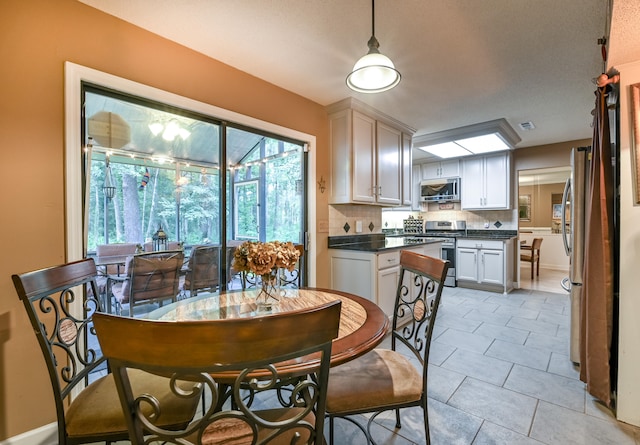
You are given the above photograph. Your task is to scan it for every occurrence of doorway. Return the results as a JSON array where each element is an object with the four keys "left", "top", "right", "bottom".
[{"left": 517, "top": 167, "right": 571, "bottom": 291}]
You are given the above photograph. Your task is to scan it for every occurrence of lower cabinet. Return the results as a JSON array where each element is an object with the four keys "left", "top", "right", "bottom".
[
  {"left": 456, "top": 238, "right": 513, "bottom": 293},
  {"left": 329, "top": 244, "right": 442, "bottom": 319}
]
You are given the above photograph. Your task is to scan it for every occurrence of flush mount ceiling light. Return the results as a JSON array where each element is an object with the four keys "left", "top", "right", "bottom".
[
  {"left": 346, "top": 0, "right": 401, "bottom": 93},
  {"left": 413, "top": 119, "right": 521, "bottom": 159}
]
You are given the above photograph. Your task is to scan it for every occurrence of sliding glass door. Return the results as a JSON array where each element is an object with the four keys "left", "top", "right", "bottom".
[{"left": 82, "top": 84, "right": 307, "bottom": 296}]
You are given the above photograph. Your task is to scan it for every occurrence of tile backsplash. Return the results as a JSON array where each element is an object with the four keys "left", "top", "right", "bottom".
[
  {"left": 328, "top": 205, "right": 382, "bottom": 236},
  {"left": 330, "top": 205, "right": 518, "bottom": 237},
  {"left": 381, "top": 208, "right": 519, "bottom": 231}
]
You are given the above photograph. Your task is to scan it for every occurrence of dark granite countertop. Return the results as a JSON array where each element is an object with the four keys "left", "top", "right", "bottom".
[
  {"left": 393, "top": 230, "right": 518, "bottom": 240},
  {"left": 328, "top": 234, "right": 444, "bottom": 252}
]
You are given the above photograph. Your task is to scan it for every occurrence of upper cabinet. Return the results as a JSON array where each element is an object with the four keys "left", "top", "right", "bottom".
[
  {"left": 421, "top": 159, "right": 460, "bottom": 180},
  {"left": 461, "top": 152, "right": 512, "bottom": 210},
  {"left": 328, "top": 98, "right": 415, "bottom": 206}
]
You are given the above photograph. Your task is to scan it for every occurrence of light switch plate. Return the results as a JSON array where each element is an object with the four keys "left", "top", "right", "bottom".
[{"left": 355, "top": 220, "right": 363, "bottom": 233}]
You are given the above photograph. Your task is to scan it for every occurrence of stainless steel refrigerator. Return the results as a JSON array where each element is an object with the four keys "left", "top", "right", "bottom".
[{"left": 561, "top": 146, "right": 590, "bottom": 364}]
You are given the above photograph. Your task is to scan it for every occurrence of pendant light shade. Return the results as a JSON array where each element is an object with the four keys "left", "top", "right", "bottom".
[{"left": 347, "top": 0, "right": 401, "bottom": 93}]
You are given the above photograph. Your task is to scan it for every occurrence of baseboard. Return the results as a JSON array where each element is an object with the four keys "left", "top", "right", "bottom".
[{"left": 0, "top": 423, "right": 57, "bottom": 445}]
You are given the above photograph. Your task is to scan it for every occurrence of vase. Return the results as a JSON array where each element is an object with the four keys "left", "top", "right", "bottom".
[{"left": 256, "top": 269, "right": 280, "bottom": 305}]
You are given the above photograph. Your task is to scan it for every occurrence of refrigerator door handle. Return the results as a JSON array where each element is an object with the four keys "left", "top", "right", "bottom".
[
  {"left": 562, "top": 178, "right": 571, "bottom": 256},
  {"left": 561, "top": 276, "right": 571, "bottom": 292}
]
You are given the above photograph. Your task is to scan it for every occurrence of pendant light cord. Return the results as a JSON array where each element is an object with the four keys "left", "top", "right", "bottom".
[{"left": 371, "top": 0, "right": 376, "bottom": 38}]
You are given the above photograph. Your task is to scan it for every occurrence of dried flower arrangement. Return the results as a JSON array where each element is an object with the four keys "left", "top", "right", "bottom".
[{"left": 232, "top": 240, "right": 301, "bottom": 276}]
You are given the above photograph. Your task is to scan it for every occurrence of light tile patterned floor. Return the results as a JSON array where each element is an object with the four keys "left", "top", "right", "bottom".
[{"left": 329, "top": 282, "right": 640, "bottom": 445}]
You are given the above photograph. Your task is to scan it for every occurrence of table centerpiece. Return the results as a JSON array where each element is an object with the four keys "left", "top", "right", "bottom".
[{"left": 232, "top": 240, "right": 301, "bottom": 304}]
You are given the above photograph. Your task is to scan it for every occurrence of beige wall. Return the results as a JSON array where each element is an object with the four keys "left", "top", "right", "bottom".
[{"left": 0, "top": 0, "right": 330, "bottom": 439}]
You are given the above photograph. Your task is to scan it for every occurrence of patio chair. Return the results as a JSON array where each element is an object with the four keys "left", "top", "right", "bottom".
[
  {"left": 181, "top": 244, "right": 220, "bottom": 297},
  {"left": 11, "top": 258, "right": 199, "bottom": 445},
  {"left": 325, "top": 250, "right": 449, "bottom": 445},
  {"left": 92, "top": 300, "right": 342, "bottom": 445},
  {"left": 108, "top": 250, "right": 184, "bottom": 316}
]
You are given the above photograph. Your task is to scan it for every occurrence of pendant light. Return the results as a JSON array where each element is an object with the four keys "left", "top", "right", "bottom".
[{"left": 346, "top": 0, "right": 401, "bottom": 93}]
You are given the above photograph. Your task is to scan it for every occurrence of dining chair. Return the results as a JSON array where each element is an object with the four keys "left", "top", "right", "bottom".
[
  {"left": 181, "top": 244, "right": 220, "bottom": 297},
  {"left": 92, "top": 300, "right": 342, "bottom": 445},
  {"left": 520, "top": 237, "right": 543, "bottom": 279},
  {"left": 11, "top": 258, "right": 200, "bottom": 445},
  {"left": 108, "top": 249, "right": 184, "bottom": 316},
  {"left": 325, "top": 250, "right": 449, "bottom": 445}
]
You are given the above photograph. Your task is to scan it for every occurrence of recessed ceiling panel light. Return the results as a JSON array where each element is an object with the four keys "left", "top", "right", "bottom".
[
  {"left": 419, "top": 142, "right": 471, "bottom": 158},
  {"left": 457, "top": 133, "right": 510, "bottom": 154}
]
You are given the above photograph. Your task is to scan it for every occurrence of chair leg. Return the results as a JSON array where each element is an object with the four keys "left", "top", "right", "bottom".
[
  {"left": 395, "top": 408, "right": 401, "bottom": 428},
  {"left": 424, "top": 406, "right": 431, "bottom": 445},
  {"left": 530, "top": 260, "right": 534, "bottom": 279}
]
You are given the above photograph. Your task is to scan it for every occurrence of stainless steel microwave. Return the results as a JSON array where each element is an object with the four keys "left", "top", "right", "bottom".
[{"left": 420, "top": 177, "right": 460, "bottom": 202}]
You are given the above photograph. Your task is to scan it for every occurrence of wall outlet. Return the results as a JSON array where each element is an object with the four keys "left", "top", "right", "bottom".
[
  {"left": 484, "top": 222, "right": 490, "bottom": 229},
  {"left": 355, "top": 220, "right": 363, "bottom": 233}
]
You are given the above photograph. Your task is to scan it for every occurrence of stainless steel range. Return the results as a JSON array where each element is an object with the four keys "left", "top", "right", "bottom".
[{"left": 421, "top": 220, "right": 467, "bottom": 287}]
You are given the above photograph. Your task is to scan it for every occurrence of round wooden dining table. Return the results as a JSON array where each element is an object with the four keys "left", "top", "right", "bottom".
[{"left": 145, "top": 287, "right": 389, "bottom": 376}]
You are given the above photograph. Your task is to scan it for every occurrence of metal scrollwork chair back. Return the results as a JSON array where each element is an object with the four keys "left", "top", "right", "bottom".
[
  {"left": 325, "top": 250, "right": 449, "bottom": 445},
  {"left": 93, "top": 300, "right": 342, "bottom": 445},
  {"left": 12, "top": 258, "right": 199, "bottom": 445}
]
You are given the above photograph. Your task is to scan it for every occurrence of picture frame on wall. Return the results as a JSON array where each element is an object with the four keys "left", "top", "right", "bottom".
[
  {"left": 552, "top": 203, "right": 563, "bottom": 220},
  {"left": 518, "top": 195, "right": 531, "bottom": 221}
]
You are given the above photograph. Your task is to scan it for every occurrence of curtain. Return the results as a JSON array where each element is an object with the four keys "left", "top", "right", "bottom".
[{"left": 579, "top": 86, "right": 615, "bottom": 407}]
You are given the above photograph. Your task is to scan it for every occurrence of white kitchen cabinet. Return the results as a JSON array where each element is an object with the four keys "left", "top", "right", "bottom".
[
  {"left": 376, "top": 121, "right": 402, "bottom": 205},
  {"left": 421, "top": 159, "right": 460, "bottom": 180},
  {"left": 461, "top": 153, "right": 511, "bottom": 210},
  {"left": 402, "top": 133, "right": 413, "bottom": 206},
  {"left": 456, "top": 238, "right": 513, "bottom": 293},
  {"left": 411, "top": 164, "right": 423, "bottom": 210},
  {"left": 328, "top": 98, "right": 414, "bottom": 206}
]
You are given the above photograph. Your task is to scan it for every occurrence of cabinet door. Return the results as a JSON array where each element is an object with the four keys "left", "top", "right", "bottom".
[
  {"left": 330, "top": 253, "right": 375, "bottom": 301},
  {"left": 456, "top": 248, "right": 479, "bottom": 281},
  {"left": 421, "top": 162, "right": 442, "bottom": 180},
  {"left": 378, "top": 265, "right": 401, "bottom": 318},
  {"left": 483, "top": 153, "right": 509, "bottom": 209},
  {"left": 352, "top": 111, "right": 376, "bottom": 203},
  {"left": 440, "top": 159, "right": 460, "bottom": 178},
  {"left": 376, "top": 122, "right": 402, "bottom": 205},
  {"left": 401, "top": 133, "right": 412, "bottom": 206},
  {"left": 480, "top": 249, "right": 504, "bottom": 285},
  {"left": 461, "top": 157, "right": 484, "bottom": 209}
]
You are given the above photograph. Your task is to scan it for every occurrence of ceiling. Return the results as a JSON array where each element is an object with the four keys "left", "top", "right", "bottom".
[{"left": 79, "top": 0, "right": 640, "bottom": 162}]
